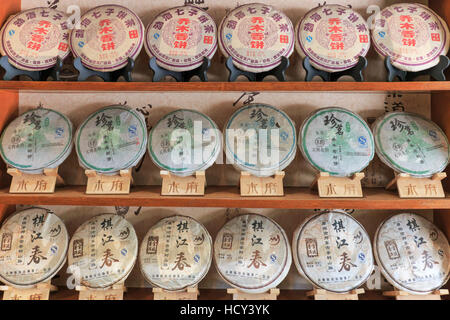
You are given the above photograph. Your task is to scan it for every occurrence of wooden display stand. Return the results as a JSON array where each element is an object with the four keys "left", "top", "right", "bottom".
[
  {"left": 386, "top": 172, "right": 446, "bottom": 198},
  {"left": 85, "top": 169, "right": 133, "bottom": 194},
  {"left": 0, "top": 280, "right": 57, "bottom": 300},
  {"left": 240, "top": 171, "right": 284, "bottom": 197},
  {"left": 382, "top": 289, "right": 449, "bottom": 300},
  {"left": 311, "top": 172, "right": 364, "bottom": 198},
  {"left": 227, "top": 288, "right": 280, "bottom": 300},
  {"left": 160, "top": 171, "right": 205, "bottom": 196},
  {"left": 7, "top": 167, "right": 64, "bottom": 193},
  {"left": 306, "top": 288, "right": 364, "bottom": 300},
  {"left": 76, "top": 283, "right": 127, "bottom": 300},
  {"left": 152, "top": 286, "right": 199, "bottom": 300}
]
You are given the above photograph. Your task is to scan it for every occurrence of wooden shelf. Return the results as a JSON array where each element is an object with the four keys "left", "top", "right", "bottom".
[
  {"left": 47, "top": 288, "right": 393, "bottom": 300},
  {"left": 0, "top": 81, "right": 447, "bottom": 93},
  {"left": 0, "top": 186, "right": 449, "bottom": 209}
]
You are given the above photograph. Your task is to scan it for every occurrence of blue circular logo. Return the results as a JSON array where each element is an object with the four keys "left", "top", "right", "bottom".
[
  {"left": 194, "top": 254, "right": 200, "bottom": 263},
  {"left": 153, "top": 33, "right": 160, "bottom": 40},
  {"left": 50, "top": 245, "right": 58, "bottom": 254},
  {"left": 270, "top": 254, "right": 277, "bottom": 262},
  {"left": 306, "top": 35, "right": 313, "bottom": 42},
  {"left": 78, "top": 41, "right": 85, "bottom": 48},
  {"left": 121, "top": 248, "right": 127, "bottom": 256},
  {"left": 358, "top": 136, "right": 367, "bottom": 146},
  {"left": 55, "top": 127, "right": 64, "bottom": 137},
  {"left": 378, "top": 31, "right": 386, "bottom": 38},
  {"left": 358, "top": 252, "right": 365, "bottom": 262}
]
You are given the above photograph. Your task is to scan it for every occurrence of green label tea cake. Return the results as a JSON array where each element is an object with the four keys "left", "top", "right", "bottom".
[
  {"left": 75, "top": 105, "right": 147, "bottom": 174},
  {"left": 299, "top": 107, "right": 374, "bottom": 176},
  {"left": 373, "top": 112, "right": 450, "bottom": 177},
  {"left": 225, "top": 103, "right": 296, "bottom": 177},
  {"left": 148, "top": 109, "right": 221, "bottom": 177},
  {"left": 0, "top": 108, "right": 73, "bottom": 174}
]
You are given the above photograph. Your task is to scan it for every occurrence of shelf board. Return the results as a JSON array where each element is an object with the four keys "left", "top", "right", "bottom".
[
  {"left": 0, "top": 80, "right": 448, "bottom": 93},
  {"left": 0, "top": 186, "right": 449, "bottom": 209},
  {"left": 47, "top": 288, "right": 392, "bottom": 300}
]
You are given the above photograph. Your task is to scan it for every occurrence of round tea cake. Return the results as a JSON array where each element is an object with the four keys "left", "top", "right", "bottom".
[
  {"left": 139, "top": 215, "right": 212, "bottom": 291},
  {"left": 75, "top": 105, "right": 147, "bottom": 174},
  {"left": 374, "top": 213, "right": 450, "bottom": 294},
  {"left": 219, "top": 3, "right": 295, "bottom": 73},
  {"left": 68, "top": 213, "right": 138, "bottom": 289},
  {"left": 371, "top": 3, "right": 450, "bottom": 72},
  {"left": 214, "top": 214, "right": 292, "bottom": 294},
  {"left": 144, "top": 5, "right": 217, "bottom": 72},
  {"left": 69, "top": 5, "right": 144, "bottom": 72},
  {"left": 224, "top": 103, "right": 296, "bottom": 177},
  {"left": 0, "top": 207, "right": 68, "bottom": 288},
  {"left": 0, "top": 13, "right": 17, "bottom": 56},
  {"left": 0, "top": 108, "right": 73, "bottom": 174},
  {"left": 1, "top": 7, "right": 70, "bottom": 71},
  {"left": 295, "top": 5, "right": 370, "bottom": 72},
  {"left": 373, "top": 112, "right": 450, "bottom": 177},
  {"left": 292, "top": 210, "right": 373, "bottom": 293},
  {"left": 148, "top": 109, "right": 221, "bottom": 177},
  {"left": 299, "top": 107, "right": 374, "bottom": 177}
]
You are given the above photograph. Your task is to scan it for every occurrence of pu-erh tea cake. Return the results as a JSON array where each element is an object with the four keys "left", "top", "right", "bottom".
[
  {"left": 69, "top": 5, "right": 144, "bottom": 72},
  {"left": 224, "top": 103, "right": 296, "bottom": 177},
  {"left": 373, "top": 112, "right": 450, "bottom": 177},
  {"left": 139, "top": 215, "right": 212, "bottom": 291},
  {"left": 371, "top": 3, "right": 450, "bottom": 72},
  {"left": 292, "top": 210, "right": 374, "bottom": 293},
  {"left": 295, "top": 4, "right": 371, "bottom": 72},
  {"left": 0, "top": 207, "right": 68, "bottom": 288},
  {"left": 68, "top": 213, "right": 138, "bottom": 289},
  {"left": 1, "top": 7, "right": 70, "bottom": 71},
  {"left": 144, "top": 5, "right": 217, "bottom": 72},
  {"left": 148, "top": 109, "right": 221, "bottom": 177},
  {"left": 219, "top": 3, "right": 295, "bottom": 73},
  {"left": 75, "top": 105, "right": 147, "bottom": 174},
  {"left": 374, "top": 213, "right": 450, "bottom": 294},
  {"left": 0, "top": 108, "right": 73, "bottom": 174},
  {"left": 299, "top": 107, "right": 374, "bottom": 176},
  {"left": 214, "top": 214, "right": 292, "bottom": 293}
]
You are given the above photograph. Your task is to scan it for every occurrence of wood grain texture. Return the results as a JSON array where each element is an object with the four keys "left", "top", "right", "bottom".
[
  {"left": 0, "top": 81, "right": 449, "bottom": 92},
  {"left": 0, "top": 186, "right": 449, "bottom": 209}
]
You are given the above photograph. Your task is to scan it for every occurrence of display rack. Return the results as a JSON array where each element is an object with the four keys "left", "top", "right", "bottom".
[{"left": 0, "top": 0, "right": 449, "bottom": 301}]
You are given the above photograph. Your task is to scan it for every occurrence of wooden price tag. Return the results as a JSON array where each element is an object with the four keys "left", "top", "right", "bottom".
[
  {"left": 306, "top": 288, "right": 364, "bottom": 300},
  {"left": 240, "top": 171, "right": 284, "bottom": 197},
  {"left": 153, "top": 287, "right": 199, "bottom": 300},
  {"left": 8, "top": 167, "right": 64, "bottom": 193},
  {"left": 76, "top": 283, "right": 126, "bottom": 300},
  {"left": 160, "top": 171, "right": 205, "bottom": 196},
  {"left": 386, "top": 172, "right": 446, "bottom": 198},
  {"left": 227, "top": 288, "right": 280, "bottom": 300},
  {"left": 382, "top": 289, "right": 449, "bottom": 300},
  {"left": 85, "top": 169, "right": 132, "bottom": 194},
  {"left": 311, "top": 172, "right": 364, "bottom": 198},
  {"left": 0, "top": 281, "right": 57, "bottom": 300}
]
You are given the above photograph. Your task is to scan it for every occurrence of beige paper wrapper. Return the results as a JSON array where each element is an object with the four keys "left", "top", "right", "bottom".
[
  {"left": 139, "top": 215, "right": 212, "bottom": 291},
  {"left": 214, "top": 214, "right": 292, "bottom": 293},
  {"left": 68, "top": 213, "right": 138, "bottom": 289},
  {"left": 0, "top": 207, "right": 69, "bottom": 288},
  {"left": 293, "top": 210, "right": 374, "bottom": 293},
  {"left": 374, "top": 213, "right": 450, "bottom": 294}
]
